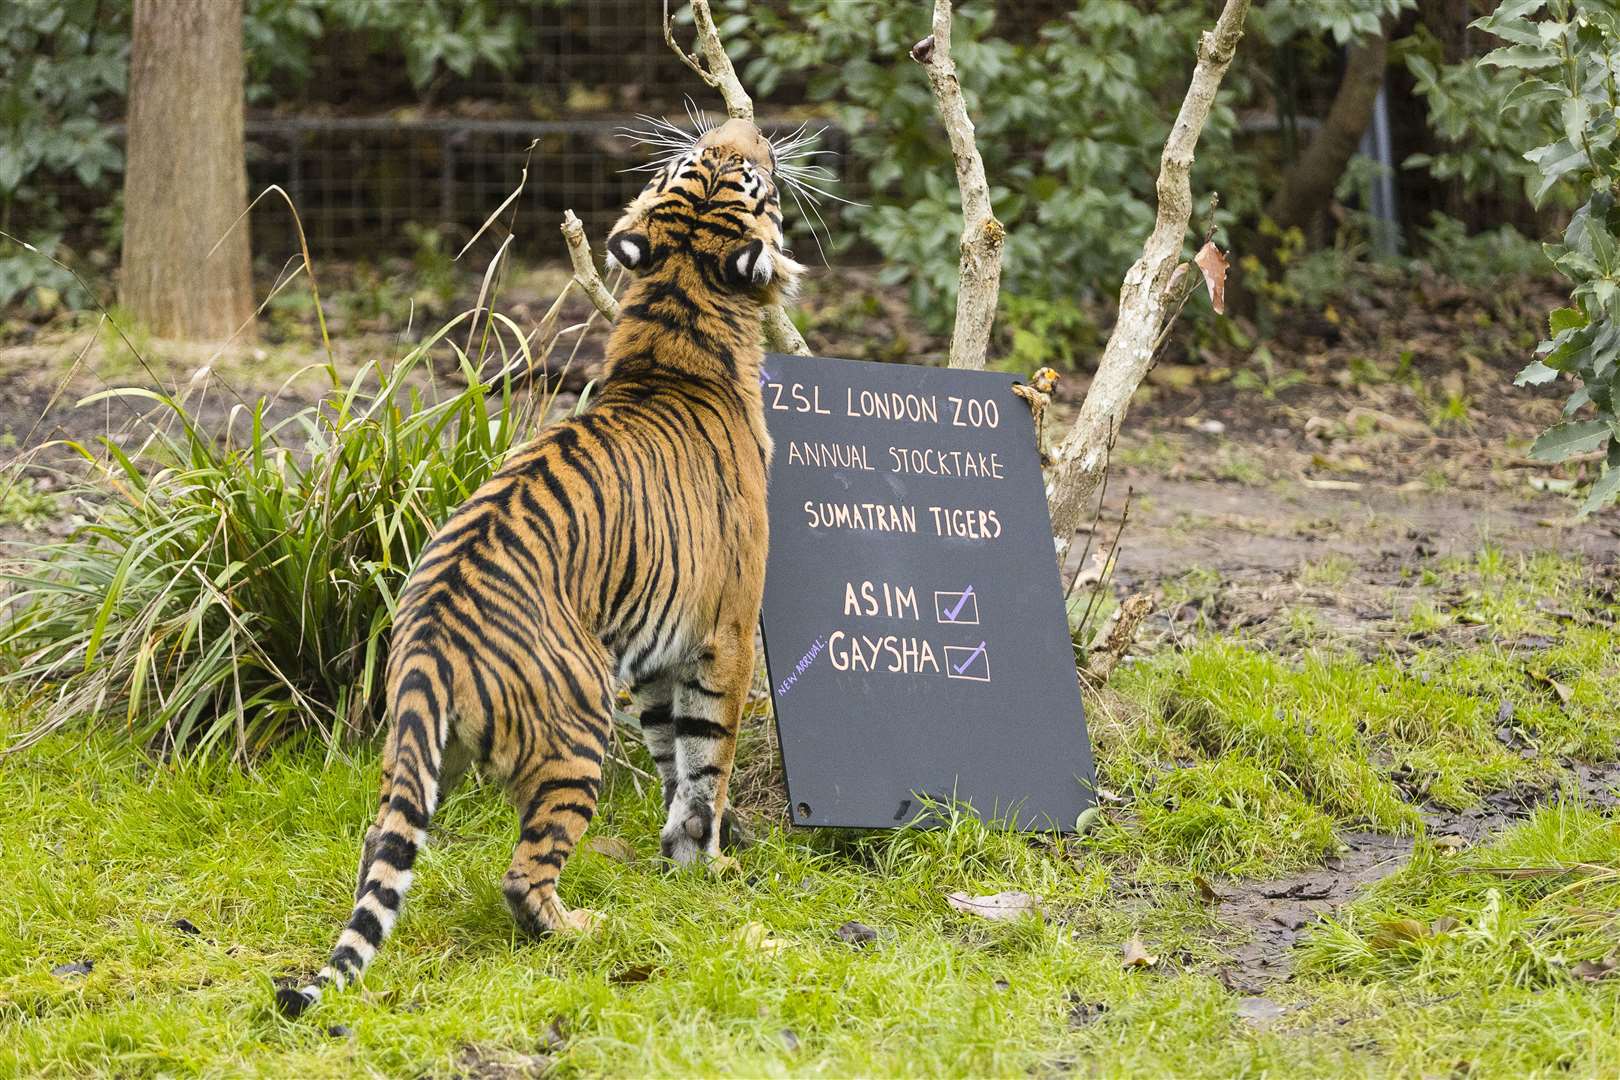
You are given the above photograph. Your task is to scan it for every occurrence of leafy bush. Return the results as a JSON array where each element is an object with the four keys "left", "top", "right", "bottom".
[
  {"left": 1486, "top": 0, "right": 1620, "bottom": 513},
  {"left": 733, "top": 0, "right": 1252, "bottom": 336},
  {"left": 0, "top": 0, "right": 126, "bottom": 307},
  {"left": 0, "top": 314, "right": 559, "bottom": 758}
]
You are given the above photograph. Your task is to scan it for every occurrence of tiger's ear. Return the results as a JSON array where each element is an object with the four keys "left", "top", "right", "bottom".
[
  {"left": 606, "top": 231, "right": 654, "bottom": 274},
  {"left": 722, "top": 238, "right": 773, "bottom": 290}
]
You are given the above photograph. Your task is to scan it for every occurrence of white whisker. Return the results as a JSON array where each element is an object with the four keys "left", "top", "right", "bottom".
[
  {"left": 781, "top": 172, "right": 866, "bottom": 209},
  {"left": 784, "top": 178, "right": 831, "bottom": 267}
]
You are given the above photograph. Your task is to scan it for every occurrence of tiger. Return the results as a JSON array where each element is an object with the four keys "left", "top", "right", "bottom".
[{"left": 275, "top": 117, "right": 803, "bottom": 1018}]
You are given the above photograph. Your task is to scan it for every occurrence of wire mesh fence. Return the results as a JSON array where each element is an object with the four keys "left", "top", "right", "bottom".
[{"left": 28, "top": 0, "right": 1073, "bottom": 265}]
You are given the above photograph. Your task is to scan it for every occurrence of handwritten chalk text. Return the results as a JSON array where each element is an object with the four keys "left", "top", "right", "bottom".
[
  {"left": 887, "top": 445, "right": 1004, "bottom": 479},
  {"left": 786, "top": 440, "right": 874, "bottom": 471},
  {"left": 804, "top": 501, "right": 918, "bottom": 533},
  {"left": 828, "top": 631, "right": 941, "bottom": 674},
  {"left": 775, "top": 635, "right": 827, "bottom": 697},
  {"left": 844, "top": 580, "right": 919, "bottom": 620}
]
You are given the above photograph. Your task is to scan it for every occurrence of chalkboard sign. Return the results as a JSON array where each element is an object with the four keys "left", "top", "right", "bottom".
[{"left": 759, "top": 352, "right": 1094, "bottom": 832}]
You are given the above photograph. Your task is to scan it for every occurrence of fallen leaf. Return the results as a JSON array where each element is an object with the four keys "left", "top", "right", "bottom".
[
  {"left": 945, "top": 890, "right": 1041, "bottom": 922},
  {"left": 1194, "top": 241, "right": 1228, "bottom": 314},
  {"left": 1073, "top": 806, "right": 1104, "bottom": 838},
  {"left": 1369, "top": 918, "right": 1430, "bottom": 949},
  {"left": 1121, "top": 936, "right": 1159, "bottom": 968},
  {"left": 835, "top": 920, "right": 878, "bottom": 946},
  {"left": 611, "top": 962, "right": 658, "bottom": 985},
  {"left": 51, "top": 960, "right": 92, "bottom": 978},
  {"left": 736, "top": 922, "right": 788, "bottom": 956},
  {"left": 706, "top": 854, "right": 742, "bottom": 877},
  {"left": 586, "top": 836, "right": 637, "bottom": 864},
  {"left": 1432, "top": 835, "right": 1469, "bottom": 852},
  {"left": 1429, "top": 916, "right": 1459, "bottom": 935},
  {"left": 1344, "top": 406, "right": 1430, "bottom": 438},
  {"left": 1573, "top": 956, "right": 1620, "bottom": 981},
  {"left": 1193, "top": 874, "right": 1223, "bottom": 905}
]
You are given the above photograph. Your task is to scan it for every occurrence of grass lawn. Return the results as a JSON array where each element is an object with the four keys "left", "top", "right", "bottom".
[{"left": 2, "top": 550, "right": 1619, "bottom": 1078}]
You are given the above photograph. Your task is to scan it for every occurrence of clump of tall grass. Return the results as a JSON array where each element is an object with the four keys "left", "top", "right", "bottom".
[{"left": 0, "top": 308, "right": 574, "bottom": 760}]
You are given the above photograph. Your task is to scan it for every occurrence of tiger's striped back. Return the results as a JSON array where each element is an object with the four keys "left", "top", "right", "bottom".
[{"left": 276, "top": 118, "right": 800, "bottom": 1017}]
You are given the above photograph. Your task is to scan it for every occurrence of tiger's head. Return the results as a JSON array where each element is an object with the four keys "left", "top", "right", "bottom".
[{"left": 605, "top": 118, "right": 803, "bottom": 306}]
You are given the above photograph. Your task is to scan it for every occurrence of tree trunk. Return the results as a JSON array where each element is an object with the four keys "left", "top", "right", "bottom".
[
  {"left": 120, "top": 0, "right": 253, "bottom": 341},
  {"left": 1263, "top": 27, "right": 1390, "bottom": 239},
  {"left": 1044, "top": 0, "right": 1252, "bottom": 557}
]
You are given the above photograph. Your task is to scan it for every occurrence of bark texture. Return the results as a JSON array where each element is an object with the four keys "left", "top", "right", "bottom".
[
  {"left": 1044, "top": 0, "right": 1251, "bottom": 556},
  {"left": 1264, "top": 28, "right": 1391, "bottom": 239},
  {"left": 911, "top": 2, "right": 1005, "bottom": 371},
  {"left": 562, "top": 211, "right": 621, "bottom": 322},
  {"left": 121, "top": 0, "right": 253, "bottom": 341}
]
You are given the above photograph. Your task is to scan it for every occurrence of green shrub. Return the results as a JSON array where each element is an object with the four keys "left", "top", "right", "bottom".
[
  {"left": 0, "top": 313, "right": 558, "bottom": 759},
  {"left": 1486, "top": 0, "right": 1620, "bottom": 513}
]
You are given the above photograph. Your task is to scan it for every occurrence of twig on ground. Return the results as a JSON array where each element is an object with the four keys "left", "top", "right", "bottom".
[{"left": 910, "top": 1, "right": 1004, "bottom": 371}]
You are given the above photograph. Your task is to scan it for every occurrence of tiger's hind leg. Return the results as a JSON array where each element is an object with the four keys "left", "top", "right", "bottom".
[
  {"left": 355, "top": 738, "right": 471, "bottom": 900},
  {"left": 502, "top": 659, "right": 613, "bottom": 936},
  {"left": 662, "top": 624, "right": 754, "bottom": 865},
  {"left": 630, "top": 677, "right": 678, "bottom": 811}
]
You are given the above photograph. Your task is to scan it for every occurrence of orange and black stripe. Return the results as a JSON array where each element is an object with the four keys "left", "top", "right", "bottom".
[{"left": 277, "top": 118, "right": 800, "bottom": 1017}]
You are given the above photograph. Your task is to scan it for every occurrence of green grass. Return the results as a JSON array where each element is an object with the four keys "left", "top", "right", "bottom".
[{"left": 2, "top": 551, "right": 1617, "bottom": 1077}]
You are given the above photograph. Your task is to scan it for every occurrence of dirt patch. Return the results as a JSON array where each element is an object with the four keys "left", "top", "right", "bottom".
[
  {"left": 449, "top": 1045, "right": 553, "bottom": 1079},
  {"left": 1211, "top": 830, "right": 1412, "bottom": 993},
  {"left": 1208, "top": 760, "right": 1620, "bottom": 992}
]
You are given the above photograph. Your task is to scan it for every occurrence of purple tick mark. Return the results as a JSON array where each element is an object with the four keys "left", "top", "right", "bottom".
[
  {"left": 941, "top": 586, "right": 974, "bottom": 622},
  {"left": 953, "top": 641, "right": 988, "bottom": 674}
]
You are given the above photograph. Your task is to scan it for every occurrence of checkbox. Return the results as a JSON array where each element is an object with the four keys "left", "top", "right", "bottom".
[
  {"left": 944, "top": 641, "right": 990, "bottom": 682},
  {"left": 934, "top": 587, "right": 979, "bottom": 625}
]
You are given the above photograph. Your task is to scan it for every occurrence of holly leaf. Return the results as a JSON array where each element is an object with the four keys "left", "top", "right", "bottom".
[{"left": 1529, "top": 420, "right": 1613, "bottom": 461}]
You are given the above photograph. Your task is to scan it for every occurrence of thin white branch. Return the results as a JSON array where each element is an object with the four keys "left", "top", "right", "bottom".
[
  {"left": 1045, "top": 0, "right": 1251, "bottom": 556},
  {"left": 664, "top": 0, "right": 753, "bottom": 122},
  {"left": 911, "top": 1, "right": 1004, "bottom": 371},
  {"left": 561, "top": 210, "right": 619, "bottom": 322}
]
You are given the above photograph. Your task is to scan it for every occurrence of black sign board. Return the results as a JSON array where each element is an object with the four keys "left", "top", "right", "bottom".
[{"left": 758, "top": 352, "right": 1094, "bottom": 831}]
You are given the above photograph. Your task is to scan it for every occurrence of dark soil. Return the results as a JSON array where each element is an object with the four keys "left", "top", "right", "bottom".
[{"left": 1207, "top": 759, "right": 1620, "bottom": 993}]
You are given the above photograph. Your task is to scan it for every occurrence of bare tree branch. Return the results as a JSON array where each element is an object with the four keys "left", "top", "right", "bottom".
[
  {"left": 910, "top": 1, "right": 1004, "bottom": 371},
  {"left": 1084, "top": 592, "right": 1155, "bottom": 685},
  {"left": 561, "top": 210, "right": 619, "bottom": 322},
  {"left": 664, "top": 0, "right": 753, "bottom": 121},
  {"left": 1044, "top": 0, "right": 1251, "bottom": 557}
]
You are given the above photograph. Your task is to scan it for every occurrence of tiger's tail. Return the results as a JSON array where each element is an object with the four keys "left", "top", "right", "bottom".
[{"left": 275, "top": 651, "right": 451, "bottom": 1017}]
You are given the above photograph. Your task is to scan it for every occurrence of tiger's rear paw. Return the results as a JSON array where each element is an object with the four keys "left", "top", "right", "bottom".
[
  {"left": 559, "top": 907, "right": 602, "bottom": 935},
  {"left": 504, "top": 874, "right": 599, "bottom": 938},
  {"left": 660, "top": 805, "right": 716, "bottom": 866}
]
